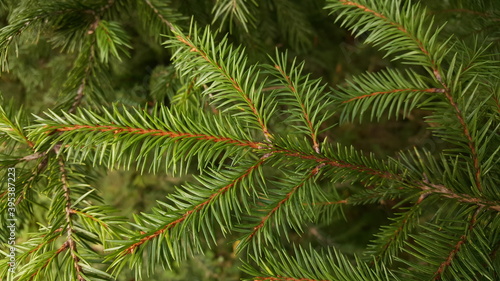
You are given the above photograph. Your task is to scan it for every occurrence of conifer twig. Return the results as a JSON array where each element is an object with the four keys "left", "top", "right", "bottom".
[
  {"left": 274, "top": 65, "right": 321, "bottom": 153},
  {"left": 432, "top": 206, "right": 483, "bottom": 280},
  {"left": 57, "top": 153, "right": 84, "bottom": 281},
  {"left": 119, "top": 157, "right": 267, "bottom": 256},
  {"left": 143, "top": 0, "right": 175, "bottom": 31},
  {"left": 174, "top": 34, "right": 273, "bottom": 142},
  {"left": 418, "top": 182, "right": 499, "bottom": 212}
]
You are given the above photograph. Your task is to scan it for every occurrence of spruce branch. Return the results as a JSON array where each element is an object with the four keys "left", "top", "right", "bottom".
[
  {"left": 335, "top": 68, "right": 443, "bottom": 121},
  {"left": 271, "top": 144, "right": 399, "bottom": 182},
  {"left": 326, "top": 0, "right": 449, "bottom": 74},
  {"left": 142, "top": 0, "right": 175, "bottom": 31},
  {"left": 52, "top": 124, "right": 261, "bottom": 149},
  {"left": 108, "top": 157, "right": 268, "bottom": 274},
  {"left": 441, "top": 88, "right": 482, "bottom": 191},
  {"left": 328, "top": 0, "right": 488, "bottom": 195},
  {"left": 168, "top": 25, "right": 275, "bottom": 142},
  {"left": 240, "top": 164, "right": 326, "bottom": 255},
  {"left": 136, "top": 0, "right": 184, "bottom": 41},
  {"left": 432, "top": 206, "right": 483, "bottom": 280},
  {"left": 269, "top": 52, "right": 333, "bottom": 153},
  {"left": 1, "top": 1, "right": 499, "bottom": 279},
  {"left": 368, "top": 202, "right": 422, "bottom": 263},
  {"left": 0, "top": 0, "right": 120, "bottom": 69},
  {"left": 417, "top": 182, "right": 500, "bottom": 212},
  {"left": 56, "top": 154, "right": 84, "bottom": 281},
  {"left": 30, "top": 105, "right": 262, "bottom": 173},
  {"left": 28, "top": 242, "right": 69, "bottom": 281}
]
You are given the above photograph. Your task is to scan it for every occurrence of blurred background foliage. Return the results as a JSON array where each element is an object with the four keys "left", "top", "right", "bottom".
[{"left": 1, "top": 0, "right": 497, "bottom": 280}]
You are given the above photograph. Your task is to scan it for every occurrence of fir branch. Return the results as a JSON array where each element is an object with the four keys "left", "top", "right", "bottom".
[
  {"left": 125, "top": 158, "right": 265, "bottom": 253},
  {"left": 1, "top": 1, "right": 499, "bottom": 279},
  {"left": 368, "top": 202, "right": 423, "bottom": 263},
  {"left": 417, "top": 182, "right": 500, "bottom": 212},
  {"left": 57, "top": 155, "right": 84, "bottom": 281},
  {"left": 243, "top": 245, "right": 396, "bottom": 281},
  {"left": 272, "top": 146, "right": 398, "bottom": 180},
  {"left": 335, "top": 68, "right": 440, "bottom": 121},
  {"left": 136, "top": 0, "right": 184, "bottom": 40},
  {"left": 143, "top": 0, "right": 174, "bottom": 30},
  {"left": 269, "top": 52, "right": 332, "bottom": 153},
  {"left": 0, "top": 101, "right": 33, "bottom": 147},
  {"left": 52, "top": 124, "right": 261, "bottom": 148},
  {"left": 328, "top": 0, "right": 485, "bottom": 194},
  {"left": 0, "top": 1, "right": 116, "bottom": 69},
  {"left": 432, "top": 206, "right": 483, "bottom": 280},
  {"left": 109, "top": 156, "right": 268, "bottom": 272},
  {"left": 69, "top": 209, "right": 109, "bottom": 229},
  {"left": 27, "top": 229, "right": 62, "bottom": 256},
  {"left": 441, "top": 89, "right": 482, "bottom": 191},
  {"left": 29, "top": 242, "right": 69, "bottom": 281},
  {"left": 169, "top": 25, "right": 274, "bottom": 142},
  {"left": 15, "top": 155, "right": 48, "bottom": 205},
  {"left": 31, "top": 106, "right": 262, "bottom": 173},
  {"left": 399, "top": 203, "right": 497, "bottom": 280},
  {"left": 275, "top": 64, "right": 320, "bottom": 152},
  {"left": 245, "top": 164, "right": 325, "bottom": 242},
  {"left": 332, "top": 0, "right": 442, "bottom": 72}
]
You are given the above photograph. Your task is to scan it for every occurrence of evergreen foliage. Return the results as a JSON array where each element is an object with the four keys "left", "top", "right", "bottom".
[{"left": 1, "top": 0, "right": 499, "bottom": 280}]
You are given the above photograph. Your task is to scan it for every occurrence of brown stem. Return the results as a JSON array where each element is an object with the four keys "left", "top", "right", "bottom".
[{"left": 56, "top": 152, "right": 84, "bottom": 281}]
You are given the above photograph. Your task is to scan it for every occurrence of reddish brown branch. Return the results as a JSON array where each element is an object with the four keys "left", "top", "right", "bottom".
[
  {"left": 433, "top": 207, "right": 483, "bottom": 279},
  {"left": 343, "top": 88, "right": 445, "bottom": 103},
  {"left": 27, "top": 229, "right": 63, "bottom": 255},
  {"left": 443, "top": 92, "right": 482, "bottom": 191},
  {"left": 52, "top": 124, "right": 263, "bottom": 149},
  {"left": 339, "top": 0, "right": 437, "bottom": 70},
  {"left": 275, "top": 65, "right": 320, "bottom": 153},
  {"left": 376, "top": 201, "right": 422, "bottom": 260},
  {"left": 247, "top": 164, "right": 324, "bottom": 240},
  {"left": 30, "top": 242, "right": 68, "bottom": 281},
  {"left": 121, "top": 157, "right": 267, "bottom": 255},
  {"left": 272, "top": 147, "right": 398, "bottom": 180}
]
